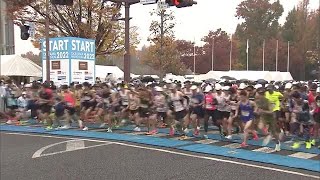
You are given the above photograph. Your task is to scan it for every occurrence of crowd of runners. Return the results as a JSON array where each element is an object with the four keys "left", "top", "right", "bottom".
[{"left": 0, "top": 79, "right": 319, "bottom": 151}]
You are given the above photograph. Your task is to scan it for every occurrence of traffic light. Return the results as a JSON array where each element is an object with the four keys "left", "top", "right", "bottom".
[
  {"left": 165, "top": 0, "right": 197, "bottom": 8},
  {"left": 175, "top": 0, "right": 197, "bottom": 8},
  {"left": 50, "top": 0, "right": 73, "bottom": 6},
  {"left": 20, "top": 25, "right": 30, "bottom": 40}
]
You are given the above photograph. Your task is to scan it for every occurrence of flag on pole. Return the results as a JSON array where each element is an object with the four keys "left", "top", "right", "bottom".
[{"left": 246, "top": 39, "right": 249, "bottom": 53}]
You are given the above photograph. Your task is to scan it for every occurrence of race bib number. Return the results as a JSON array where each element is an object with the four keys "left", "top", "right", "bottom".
[
  {"left": 206, "top": 104, "right": 213, "bottom": 109},
  {"left": 241, "top": 111, "right": 250, "bottom": 117}
]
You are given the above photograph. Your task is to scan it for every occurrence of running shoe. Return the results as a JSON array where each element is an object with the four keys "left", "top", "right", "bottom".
[
  {"left": 262, "top": 135, "right": 272, "bottom": 146},
  {"left": 60, "top": 125, "right": 71, "bottom": 129},
  {"left": 275, "top": 142, "right": 281, "bottom": 151},
  {"left": 148, "top": 129, "right": 158, "bottom": 135},
  {"left": 291, "top": 142, "right": 300, "bottom": 149},
  {"left": 169, "top": 128, "right": 175, "bottom": 136},
  {"left": 133, "top": 127, "right": 141, "bottom": 132},
  {"left": 82, "top": 126, "right": 89, "bottom": 131},
  {"left": 306, "top": 141, "right": 312, "bottom": 149},
  {"left": 225, "top": 135, "right": 232, "bottom": 140},
  {"left": 240, "top": 142, "right": 248, "bottom": 147},
  {"left": 193, "top": 129, "right": 199, "bottom": 136},
  {"left": 106, "top": 127, "right": 112, "bottom": 133},
  {"left": 184, "top": 128, "right": 190, "bottom": 134},
  {"left": 311, "top": 139, "right": 316, "bottom": 146},
  {"left": 203, "top": 134, "right": 208, "bottom": 139},
  {"left": 45, "top": 126, "right": 53, "bottom": 130},
  {"left": 252, "top": 132, "right": 259, "bottom": 141},
  {"left": 99, "top": 123, "right": 106, "bottom": 128},
  {"left": 5, "top": 120, "right": 13, "bottom": 125}
]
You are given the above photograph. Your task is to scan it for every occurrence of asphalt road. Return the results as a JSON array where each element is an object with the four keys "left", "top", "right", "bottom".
[{"left": 0, "top": 132, "right": 319, "bottom": 180}]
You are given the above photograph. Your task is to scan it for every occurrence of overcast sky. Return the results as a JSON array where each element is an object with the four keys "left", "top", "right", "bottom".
[{"left": 14, "top": 0, "right": 319, "bottom": 55}]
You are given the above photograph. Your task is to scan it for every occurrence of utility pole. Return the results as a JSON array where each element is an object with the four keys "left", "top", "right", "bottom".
[
  {"left": 110, "top": 0, "right": 197, "bottom": 82},
  {"left": 159, "top": 9, "right": 164, "bottom": 81},
  {"left": 193, "top": 38, "right": 196, "bottom": 74},
  {"left": 211, "top": 38, "right": 214, "bottom": 71},
  {"left": 45, "top": 0, "right": 50, "bottom": 82},
  {"left": 123, "top": 2, "right": 131, "bottom": 83},
  {"left": 276, "top": 39, "right": 278, "bottom": 71},
  {"left": 262, "top": 40, "right": 265, "bottom": 71},
  {"left": 229, "top": 35, "right": 232, "bottom": 71}
]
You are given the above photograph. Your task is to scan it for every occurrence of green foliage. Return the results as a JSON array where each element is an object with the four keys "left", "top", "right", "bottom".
[
  {"left": 7, "top": 0, "right": 139, "bottom": 56},
  {"left": 141, "top": 9, "right": 187, "bottom": 76}
]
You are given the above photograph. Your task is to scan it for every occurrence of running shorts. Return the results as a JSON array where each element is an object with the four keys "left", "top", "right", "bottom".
[{"left": 174, "top": 110, "right": 187, "bottom": 121}]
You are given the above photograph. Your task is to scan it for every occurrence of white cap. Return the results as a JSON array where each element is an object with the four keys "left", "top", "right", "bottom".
[
  {"left": 238, "top": 83, "right": 247, "bottom": 90},
  {"left": 155, "top": 86, "right": 163, "bottom": 92},
  {"left": 215, "top": 83, "right": 222, "bottom": 91},
  {"left": 285, "top": 83, "right": 292, "bottom": 89},
  {"left": 24, "top": 84, "right": 32, "bottom": 88},
  {"left": 204, "top": 86, "right": 213, "bottom": 93},
  {"left": 190, "top": 85, "right": 198, "bottom": 90},
  {"left": 254, "top": 84, "right": 263, "bottom": 89},
  {"left": 222, "top": 86, "right": 230, "bottom": 91}
]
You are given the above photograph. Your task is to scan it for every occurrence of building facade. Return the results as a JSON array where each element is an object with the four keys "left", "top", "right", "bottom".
[{"left": 0, "top": 0, "right": 15, "bottom": 55}]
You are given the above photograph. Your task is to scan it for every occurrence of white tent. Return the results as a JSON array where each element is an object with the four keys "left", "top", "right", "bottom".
[
  {"left": 95, "top": 65, "right": 124, "bottom": 79},
  {"left": 279, "top": 72, "right": 293, "bottom": 81},
  {"left": 225, "top": 71, "right": 272, "bottom": 81},
  {"left": 0, "top": 55, "right": 42, "bottom": 77},
  {"left": 269, "top": 71, "right": 284, "bottom": 81}
]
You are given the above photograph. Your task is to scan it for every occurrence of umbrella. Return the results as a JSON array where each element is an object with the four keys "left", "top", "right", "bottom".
[
  {"left": 257, "top": 79, "right": 268, "bottom": 84},
  {"left": 240, "top": 79, "right": 249, "bottom": 83},
  {"left": 221, "top": 76, "right": 236, "bottom": 80},
  {"left": 141, "top": 76, "right": 155, "bottom": 83}
]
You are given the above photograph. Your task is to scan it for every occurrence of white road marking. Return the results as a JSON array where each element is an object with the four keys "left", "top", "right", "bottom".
[
  {"left": 37, "top": 143, "right": 113, "bottom": 158},
  {"left": 2, "top": 132, "right": 319, "bottom": 179},
  {"left": 66, "top": 140, "right": 85, "bottom": 151},
  {"left": 289, "top": 152, "right": 318, "bottom": 159},
  {"left": 253, "top": 147, "right": 276, "bottom": 153},
  {"left": 222, "top": 143, "right": 242, "bottom": 149},
  {"left": 32, "top": 139, "right": 113, "bottom": 158},
  {"left": 195, "top": 139, "right": 219, "bottom": 144}
]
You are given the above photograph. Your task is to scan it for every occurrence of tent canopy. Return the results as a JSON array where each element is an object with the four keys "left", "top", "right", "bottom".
[
  {"left": 0, "top": 55, "right": 42, "bottom": 77},
  {"left": 95, "top": 65, "right": 124, "bottom": 79}
]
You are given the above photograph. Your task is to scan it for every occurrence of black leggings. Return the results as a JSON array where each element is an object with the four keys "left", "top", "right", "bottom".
[{"left": 204, "top": 109, "right": 219, "bottom": 133}]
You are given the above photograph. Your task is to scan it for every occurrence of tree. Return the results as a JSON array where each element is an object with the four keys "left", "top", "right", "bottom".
[
  {"left": 176, "top": 40, "right": 203, "bottom": 73},
  {"left": 202, "top": 29, "right": 239, "bottom": 71},
  {"left": 235, "top": 0, "right": 284, "bottom": 69},
  {"left": 21, "top": 51, "right": 41, "bottom": 66},
  {"left": 142, "top": 37, "right": 187, "bottom": 75},
  {"left": 280, "top": 0, "right": 319, "bottom": 79},
  {"left": 6, "top": 0, "right": 139, "bottom": 56},
  {"left": 141, "top": 9, "right": 187, "bottom": 76}
]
